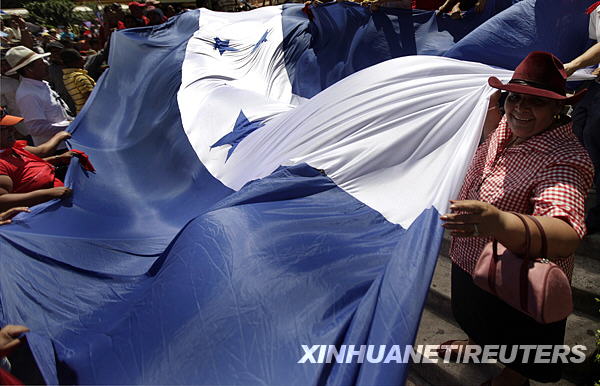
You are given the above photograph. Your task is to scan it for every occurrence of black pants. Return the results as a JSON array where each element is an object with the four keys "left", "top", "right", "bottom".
[{"left": 451, "top": 263, "right": 566, "bottom": 382}]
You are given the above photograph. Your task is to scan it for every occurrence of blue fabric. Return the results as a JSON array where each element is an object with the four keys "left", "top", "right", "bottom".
[
  {"left": 281, "top": 0, "right": 589, "bottom": 99},
  {"left": 444, "top": 0, "right": 593, "bottom": 69},
  {"left": 282, "top": 2, "right": 488, "bottom": 98},
  {"left": 46, "top": 165, "right": 442, "bottom": 384},
  {"left": 0, "top": 2, "right": 594, "bottom": 384}
]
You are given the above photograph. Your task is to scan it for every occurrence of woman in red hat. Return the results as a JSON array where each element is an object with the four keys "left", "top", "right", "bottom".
[{"left": 439, "top": 52, "right": 593, "bottom": 385}]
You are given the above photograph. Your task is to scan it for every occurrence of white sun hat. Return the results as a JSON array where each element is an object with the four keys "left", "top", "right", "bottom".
[{"left": 5, "top": 46, "right": 50, "bottom": 75}]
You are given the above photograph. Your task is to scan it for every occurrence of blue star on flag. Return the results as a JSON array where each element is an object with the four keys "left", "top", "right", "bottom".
[
  {"left": 251, "top": 30, "right": 269, "bottom": 53},
  {"left": 213, "top": 37, "right": 237, "bottom": 55},
  {"left": 211, "top": 111, "right": 266, "bottom": 160}
]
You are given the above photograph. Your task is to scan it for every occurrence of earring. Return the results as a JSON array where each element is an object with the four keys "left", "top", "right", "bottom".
[{"left": 553, "top": 113, "right": 561, "bottom": 120}]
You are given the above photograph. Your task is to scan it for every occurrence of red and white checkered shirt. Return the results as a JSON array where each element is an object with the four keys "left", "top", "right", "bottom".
[{"left": 450, "top": 116, "right": 594, "bottom": 280}]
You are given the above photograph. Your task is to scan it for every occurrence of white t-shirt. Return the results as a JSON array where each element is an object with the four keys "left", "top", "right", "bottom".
[
  {"left": 15, "top": 77, "right": 72, "bottom": 145},
  {"left": 590, "top": 4, "right": 600, "bottom": 42}
]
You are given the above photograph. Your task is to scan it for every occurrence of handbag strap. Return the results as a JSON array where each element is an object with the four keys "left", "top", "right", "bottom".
[
  {"left": 490, "top": 212, "right": 533, "bottom": 310},
  {"left": 514, "top": 213, "right": 553, "bottom": 312},
  {"left": 511, "top": 212, "right": 532, "bottom": 260},
  {"left": 491, "top": 212, "right": 531, "bottom": 261},
  {"left": 525, "top": 215, "right": 548, "bottom": 260}
]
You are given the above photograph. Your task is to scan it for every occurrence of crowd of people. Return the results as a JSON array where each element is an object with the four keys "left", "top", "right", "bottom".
[
  {"left": 0, "top": 0, "right": 599, "bottom": 385},
  {"left": 0, "top": 1, "right": 196, "bottom": 228},
  {"left": 1, "top": 1, "right": 194, "bottom": 122}
]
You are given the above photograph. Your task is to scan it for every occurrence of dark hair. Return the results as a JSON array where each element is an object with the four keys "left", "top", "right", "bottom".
[
  {"left": 498, "top": 91, "right": 508, "bottom": 115},
  {"left": 60, "top": 48, "right": 82, "bottom": 67}
]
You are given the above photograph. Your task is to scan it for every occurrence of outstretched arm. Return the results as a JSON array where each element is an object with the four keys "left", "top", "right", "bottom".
[
  {"left": 564, "top": 42, "right": 600, "bottom": 76},
  {"left": 25, "top": 131, "right": 72, "bottom": 158},
  {"left": 441, "top": 200, "right": 580, "bottom": 259},
  {"left": 0, "top": 175, "right": 72, "bottom": 212}
]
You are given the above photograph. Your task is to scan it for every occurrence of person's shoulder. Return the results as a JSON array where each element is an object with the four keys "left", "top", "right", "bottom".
[
  {"left": 549, "top": 134, "right": 593, "bottom": 170},
  {"left": 1, "top": 75, "right": 19, "bottom": 87},
  {"left": 74, "top": 71, "right": 95, "bottom": 85},
  {"left": 15, "top": 80, "right": 35, "bottom": 100},
  {"left": 16, "top": 82, "right": 42, "bottom": 100}
]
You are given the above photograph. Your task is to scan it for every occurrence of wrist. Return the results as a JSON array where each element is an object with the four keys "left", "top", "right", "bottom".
[
  {"left": 567, "top": 59, "right": 583, "bottom": 71},
  {"left": 496, "top": 210, "right": 514, "bottom": 233}
]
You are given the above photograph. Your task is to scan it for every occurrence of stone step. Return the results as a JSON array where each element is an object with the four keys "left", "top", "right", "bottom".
[
  {"left": 405, "top": 368, "right": 433, "bottom": 386},
  {"left": 577, "top": 233, "right": 600, "bottom": 262},
  {"left": 408, "top": 251, "right": 599, "bottom": 385},
  {"left": 410, "top": 307, "right": 503, "bottom": 386},
  {"left": 410, "top": 308, "right": 593, "bottom": 386}
]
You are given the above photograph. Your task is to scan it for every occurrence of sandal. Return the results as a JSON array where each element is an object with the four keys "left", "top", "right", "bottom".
[{"left": 435, "top": 339, "right": 469, "bottom": 360}]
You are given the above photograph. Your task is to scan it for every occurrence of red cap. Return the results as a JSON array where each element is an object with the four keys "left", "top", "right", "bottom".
[
  {"left": 586, "top": 1, "right": 600, "bottom": 14},
  {"left": 0, "top": 108, "right": 24, "bottom": 126},
  {"left": 128, "top": 2, "right": 146, "bottom": 8}
]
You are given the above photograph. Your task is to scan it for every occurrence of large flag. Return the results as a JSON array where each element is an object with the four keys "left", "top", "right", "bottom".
[{"left": 0, "top": 1, "right": 592, "bottom": 384}]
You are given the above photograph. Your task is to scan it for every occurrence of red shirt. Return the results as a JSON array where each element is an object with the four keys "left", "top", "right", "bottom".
[
  {"left": 0, "top": 368, "right": 23, "bottom": 385},
  {"left": 450, "top": 117, "right": 594, "bottom": 280},
  {"left": 0, "top": 141, "right": 64, "bottom": 193}
]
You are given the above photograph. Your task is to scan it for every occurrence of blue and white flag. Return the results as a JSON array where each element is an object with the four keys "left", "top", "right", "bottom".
[{"left": 0, "top": 1, "right": 592, "bottom": 384}]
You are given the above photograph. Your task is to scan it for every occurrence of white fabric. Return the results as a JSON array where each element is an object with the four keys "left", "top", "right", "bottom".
[
  {"left": 15, "top": 77, "right": 72, "bottom": 145},
  {"left": 179, "top": 7, "right": 298, "bottom": 183},
  {"left": 178, "top": 9, "right": 516, "bottom": 228},
  {"left": 590, "top": 5, "right": 600, "bottom": 41}
]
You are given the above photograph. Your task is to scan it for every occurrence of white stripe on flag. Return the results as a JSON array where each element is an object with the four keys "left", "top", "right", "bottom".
[{"left": 178, "top": 8, "right": 515, "bottom": 227}]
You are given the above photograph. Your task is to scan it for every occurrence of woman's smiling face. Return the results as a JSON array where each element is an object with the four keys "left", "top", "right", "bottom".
[{"left": 504, "top": 92, "right": 563, "bottom": 139}]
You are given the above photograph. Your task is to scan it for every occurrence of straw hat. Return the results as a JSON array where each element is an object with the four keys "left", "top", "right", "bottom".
[{"left": 5, "top": 45, "right": 50, "bottom": 75}]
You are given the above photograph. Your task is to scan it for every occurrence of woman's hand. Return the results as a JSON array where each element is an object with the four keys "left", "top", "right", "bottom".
[
  {"left": 45, "top": 151, "right": 77, "bottom": 165},
  {"left": 563, "top": 62, "right": 577, "bottom": 77},
  {"left": 0, "top": 325, "right": 29, "bottom": 357},
  {"left": 440, "top": 200, "right": 508, "bottom": 237},
  {"left": 53, "top": 131, "right": 72, "bottom": 143},
  {"left": 45, "top": 187, "right": 73, "bottom": 199},
  {"left": 0, "top": 207, "right": 30, "bottom": 225},
  {"left": 474, "top": 0, "right": 486, "bottom": 12}
]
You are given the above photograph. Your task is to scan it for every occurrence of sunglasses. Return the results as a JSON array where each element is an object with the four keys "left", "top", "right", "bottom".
[{"left": 506, "top": 93, "right": 555, "bottom": 108}]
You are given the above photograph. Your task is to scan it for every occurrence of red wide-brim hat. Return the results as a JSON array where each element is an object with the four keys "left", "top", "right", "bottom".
[{"left": 488, "top": 51, "right": 586, "bottom": 105}]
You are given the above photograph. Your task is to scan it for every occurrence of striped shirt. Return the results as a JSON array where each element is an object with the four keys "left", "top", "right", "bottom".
[
  {"left": 450, "top": 116, "right": 594, "bottom": 280},
  {"left": 62, "top": 68, "right": 96, "bottom": 114}
]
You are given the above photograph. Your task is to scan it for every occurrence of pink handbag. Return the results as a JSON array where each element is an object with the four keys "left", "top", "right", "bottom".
[{"left": 472, "top": 213, "right": 573, "bottom": 324}]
